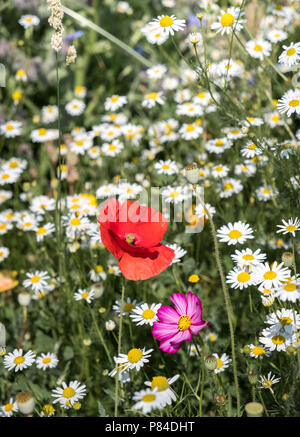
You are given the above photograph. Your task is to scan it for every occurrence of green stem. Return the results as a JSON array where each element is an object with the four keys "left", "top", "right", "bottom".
[
  {"left": 114, "top": 278, "right": 126, "bottom": 417},
  {"left": 192, "top": 186, "right": 241, "bottom": 416},
  {"left": 89, "top": 306, "right": 113, "bottom": 365}
]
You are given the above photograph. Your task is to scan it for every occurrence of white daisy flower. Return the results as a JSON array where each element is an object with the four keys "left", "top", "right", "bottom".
[
  {"left": 255, "top": 185, "right": 278, "bottom": 202},
  {"left": 74, "top": 288, "right": 95, "bottom": 304},
  {"left": 179, "top": 123, "right": 203, "bottom": 140},
  {"left": 0, "top": 247, "right": 9, "bottom": 263},
  {"left": 226, "top": 267, "right": 255, "bottom": 290},
  {"left": 217, "top": 221, "right": 254, "bottom": 245},
  {"left": 104, "top": 95, "right": 127, "bottom": 111},
  {"left": 211, "top": 164, "right": 229, "bottom": 179},
  {"left": 266, "top": 29, "right": 287, "bottom": 43},
  {"left": 114, "top": 347, "right": 153, "bottom": 372},
  {"left": 130, "top": 303, "right": 161, "bottom": 326},
  {"left": 0, "top": 121, "right": 22, "bottom": 138},
  {"left": 144, "top": 374, "right": 180, "bottom": 405},
  {"left": 252, "top": 261, "right": 290, "bottom": 291},
  {"left": 18, "top": 15, "right": 40, "bottom": 28},
  {"left": 142, "top": 91, "right": 165, "bottom": 108},
  {"left": 278, "top": 42, "right": 300, "bottom": 67},
  {"left": 231, "top": 248, "right": 267, "bottom": 268},
  {"left": 101, "top": 140, "right": 124, "bottom": 157},
  {"left": 265, "top": 308, "right": 300, "bottom": 336},
  {"left": 212, "top": 353, "right": 232, "bottom": 374},
  {"left": 260, "top": 372, "right": 280, "bottom": 394},
  {"left": 1, "top": 398, "right": 18, "bottom": 417},
  {"left": 277, "top": 89, "right": 300, "bottom": 117},
  {"left": 141, "top": 24, "right": 168, "bottom": 45},
  {"left": 166, "top": 243, "right": 187, "bottom": 264},
  {"left": 35, "top": 223, "right": 56, "bottom": 242},
  {"left": 276, "top": 276, "right": 300, "bottom": 303},
  {"left": 205, "top": 137, "right": 233, "bottom": 154},
  {"left": 4, "top": 349, "right": 36, "bottom": 372},
  {"left": 245, "top": 39, "right": 272, "bottom": 60},
  {"left": 70, "top": 134, "right": 93, "bottom": 155},
  {"left": 89, "top": 265, "right": 107, "bottom": 282},
  {"left": 42, "top": 105, "right": 59, "bottom": 123},
  {"left": 211, "top": 7, "right": 245, "bottom": 35},
  {"left": 146, "top": 64, "right": 168, "bottom": 80},
  {"left": 0, "top": 169, "right": 21, "bottom": 186},
  {"left": 161, "top": 186, "right": 185, "bottom": 204},
  {"left": 51, "top": 381, "right": 86, "bottom": 408},
  {"left": 74, "top": 85, "right": 87, "bottom": 99},
  {"left": 132, "top": 388, "right": 165, "bottom": 413},
  {"left": 0, "top": 190, "right": 13, "bottom": 205},
  {"left": 249, "top": 344, "right": 270, "bottom": 359},
  {"left": 147, "top": 14, "right": 186, "bottom": 37},
  {"left": 218, "top": 178, "right": 243, "bottom": 198},
  {"left": 259, "top": 328, "right": 291, "bottom": 352},
  {"left": 276, "top": 217, "right": 300, "bottom": 237},
  {"left": 23, "top": 271, "right": 50, "bottom": 292},
  {"left": 194, "top": 203, "right": 216, "bottom": 220},
  {"left": 154, "top": 159, "right": 178, "bottom": 175},
  {"left": 241, "top": 141, "right": 262, "bottom": 158},
  {"left": 113, "top": 297, "right": 138, "bottom": 316},
  {"left": 65, "top": 99, "right": 86, "bottom": 116},
  {"left": 36, "top": 353, "right": 59, "bottom": 370}
]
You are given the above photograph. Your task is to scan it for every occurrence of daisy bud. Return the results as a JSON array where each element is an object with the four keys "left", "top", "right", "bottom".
[
  {"left": 185, "top": 163, "right": 200, "bottom": 184},
  {"left": 18, "top": 291, "right": 31, "bottom": 307},
  {"left": 248, "top": 372, "right": 257, "bottom": 385},
  {"left": 73, "top": 402, "right": 81, "bottom": 410},
  {"left": 281, "top": 252, "right": 293, "bottom": 267},
  {"left": 90, "top": 283, "right": 104, "bottom": 299},
  {"left": 16, "top": 392, "right": 35, "bottom": 415},
  {"left": 105, "top": 320, "right": 116, "bottom": 331},
  {"left": 216, "top": 394, "right": 226, "bottom": 404},
  {"left": 245, "top": 402, "right": 263, "bottom": 417},
  {"left": 286, "top": 345, "right": 296, "bottom": 355},
  {"left": 204, "top": 354, "right": 218, "bottom": 371},
  {"left": 241, "top": 126, "right": 249, "bottom": 134}
]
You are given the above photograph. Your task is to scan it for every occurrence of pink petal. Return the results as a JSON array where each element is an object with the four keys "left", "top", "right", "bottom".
[
  {"left": 169, "top": 293, "right": 187, "bottom": 315},
  {"left": 152, "top": 322, "right": 178, "bottom": 341},
  {"left": 189, "top": 321, "right": 210, "bottom": 336},
  {"left": 156, "top": 305, "right": 180, "bottom": 324}
]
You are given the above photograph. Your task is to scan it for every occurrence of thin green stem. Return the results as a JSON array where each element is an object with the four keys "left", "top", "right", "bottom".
[{"left": 114, "top": 278, "right": 126, "bottom": 417}]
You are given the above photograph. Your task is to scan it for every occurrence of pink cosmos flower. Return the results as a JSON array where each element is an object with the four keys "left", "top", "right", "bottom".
[{"left": 152, "top": 291, "right": 210, "bottom": 353}]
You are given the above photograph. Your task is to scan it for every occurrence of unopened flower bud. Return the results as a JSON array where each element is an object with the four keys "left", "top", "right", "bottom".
[
  {"left": 16, "top": 392, "right": 35, "bottom": 415},
  {"left": 90, "top": 283, "right": 104, "bottom": 299},
  {"left": 18, "top": 291, "right": 31, "bottom": 307},
  {"left": 216, "top": 394, "right": 226, "bottom": 404},
  {"left": 281, "top": 252, "right": 293, "bottom": 268},
  {"left": 245, "top": 402, "right": 263, "bottom": 417},
  {"left": 248, "top": 372, "right": 257, "bottom": 385},
  {"left": 241, "top": 126, "right": 249, "bottom": 134},
  {"left": 286, "top": 345, "right": 296, "bottom": 355},
  {"left": 204, "top": 354, "right": 218, "bottom": 371},
  {"left": 105, "top": 320, "right": 116, "bottom": 331},
  {"left": 185, "top": 163, "right": 200, "bottom": 184}
]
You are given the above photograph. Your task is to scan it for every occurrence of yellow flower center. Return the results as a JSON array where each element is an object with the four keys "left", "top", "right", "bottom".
[
  {"left": 142, "top": 309, "right": 155, "bottom": 319},
  {"left": 4, "top": 403, "right": 13, "bottom": 412},
  {"left": 76, "top": 140, "right": 83, "bottom": 146},
  {"left": 272, "top": 115, "right": 280, "bottom": 122},
  {"left": 170, "top": 191, "right": 179, "bottom": 198},
  {"left": 37, "top": 227, "right": 46, "bottom": 235},
  {"left": 242, "top": 254, "right": 254, "bottom": 261},
  {"left": 124, "top": 302, "right": 135, "bottom": 312},
  {"left": 38, "top": 128, "right": 47, "bottom": 136},
  {"left": 6, "top": 124, "right": 13, "bottom": 130},
  {"left": 237, "top": 272, "right": 251, "bottom": 282},
  {"left": 142, "top": 394, "right": 156, "bottom": 402},
  {"left": 272, "top": 335, "right": 285, "bottom": 345},
  {"left": 177, "top": 315, "right": 191, "bottom": 331},
  {"left": 70, "top": 217, "right": 81, "bottom": 226},
  {"left": 284, "top": 283, "right": 297, "bottom": 292},
  {"left": 43, "top": 405, "right": 54, "bottom": 415},
  {"left": 286, "top": 225, "right": 296, "bottom": 232},
  {"left": 95, "top": 265, "right": 103, "bottom": 273},
  {"left": 159, "top": 16, "right": 174, "bottom": 27},
  {"left": 42, "top": 357, "right": 51, "bottom": 364},
  {"left": 62, "top": 387, "right": 75, "bottom": 399},
  {"left": 216, "top": 358, "right": 223, "bottom": 369},
  {"left": 127, "top": 348, "right": 143, "bottom": 363},
  {"left": 81, "top": 292, "right": 89, "bottom": 299},
  {"left": 151, "top": 376, "right": 169, "bottom": 391},
  {"left": 189, "top": 274, "right": 200, "bottom": 283},
  {"left": 147, "top": 92, "right": 158, "bottom": 100},
  {"left": 254, "top": 45, "right": 263, "bottom": 51},
  {"left": 252, "top": 346, "right": 266, "bottom": 356},
  {"left": 215, "top": 139, "right": 224, "bottom": 146},
  {"left": 31, "top": 275, "right": 41, "bottom": 283},
  {"left": 186, "top": 124, "right": 195, "bottom": 132},
  {"left": 111, "top": 96, "right": 119, "bottom": 102},
  {"left": 287, "top": 48, "right": 296, "bottom": 56},
  {"left": 14, "top": 356, "right": 25, "bottom": 365},
  {"left": 162, "top": 164, "right": 170, "bottom": 170},
  {"left": 224, "top": 183, "right": 233, "bottom": 190},
  {"left": 264, "top": 271, "right": 277, "bottom": 280},
  {"left": 228, "top": 230, "right": 242, "bottom": 239},
  {"left": 108, "top": 144, "right": 117, "bottom": 150},
  {"left": 220, "top": 13, "right": 235, "bottom": 27},
  {"left": 280, "top": 317, "right": 292, "bottom": 325},
  {"left": 289, "top": 99, "right": 299, "bottom": 107}
]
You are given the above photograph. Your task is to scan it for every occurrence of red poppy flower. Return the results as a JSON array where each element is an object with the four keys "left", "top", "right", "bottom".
[{"left": 97, "top": 199, "right": 175, "bottom": 281}]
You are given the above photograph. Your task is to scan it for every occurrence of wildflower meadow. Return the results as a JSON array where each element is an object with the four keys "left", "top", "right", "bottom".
[{"left": 1, "top": 0, "right": 300, "bottom": 420}]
